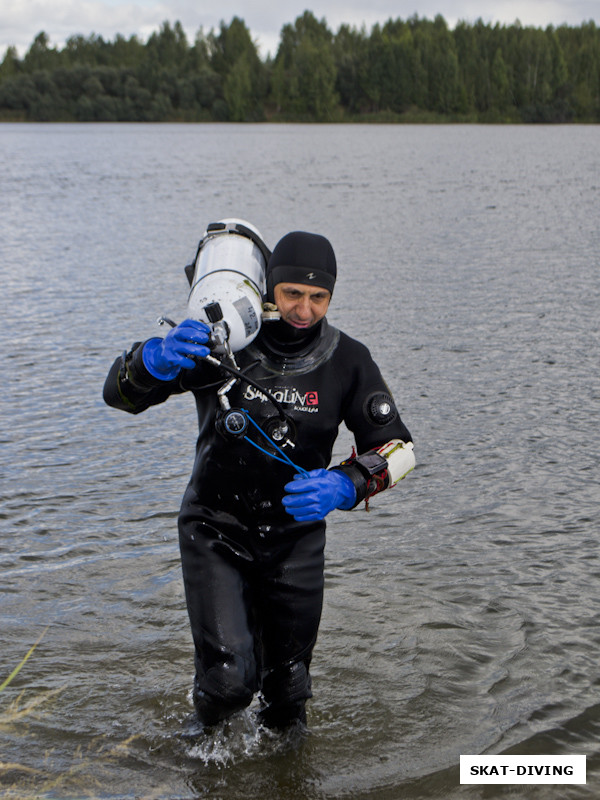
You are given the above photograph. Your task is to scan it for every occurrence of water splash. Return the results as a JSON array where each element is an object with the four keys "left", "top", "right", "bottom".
[{"left": 183, "top": 708, "right": 308, "bottom": 767}]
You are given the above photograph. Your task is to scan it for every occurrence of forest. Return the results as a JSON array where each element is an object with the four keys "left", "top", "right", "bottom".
[{"left": 0, "top": 12, "right": 599, "bottom": 123}]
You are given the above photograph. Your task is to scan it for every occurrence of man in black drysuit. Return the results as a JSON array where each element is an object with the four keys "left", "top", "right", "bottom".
[{"left": 103, "top": 230, "right": 413, "bottom": 730}]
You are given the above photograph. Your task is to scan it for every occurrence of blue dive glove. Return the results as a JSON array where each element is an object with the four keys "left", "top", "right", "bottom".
[
  {"left": 142, "top": 319, "right": 211, "bottom": 380},
  {"left": 282, "top": 468, "right": 356, "bottom": 522}
]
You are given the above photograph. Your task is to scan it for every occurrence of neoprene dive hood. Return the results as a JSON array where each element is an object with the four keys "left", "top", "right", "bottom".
[
  {"left": 266, "top": 231, "right": 337, "bottom": 302},
  {"left": 186, "top": 219, "right": 271, "bottom": 354}
]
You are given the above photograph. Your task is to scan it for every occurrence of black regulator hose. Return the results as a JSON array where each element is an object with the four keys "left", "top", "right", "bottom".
[
  {"left": 203, "top": 353, "right": 288, "bottom": 422},
  {"left": 157, "top": 316, "right": 287, "bottom": 422}
]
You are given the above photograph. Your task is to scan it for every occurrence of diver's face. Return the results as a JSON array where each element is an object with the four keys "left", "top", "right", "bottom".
[{"left": 274, "top": 282, "right": 331, "bottom": 329}]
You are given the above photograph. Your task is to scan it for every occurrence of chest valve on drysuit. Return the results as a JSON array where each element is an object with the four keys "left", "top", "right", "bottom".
[{"left": 209, "top": 356, "right": 296, "bottom": 453}]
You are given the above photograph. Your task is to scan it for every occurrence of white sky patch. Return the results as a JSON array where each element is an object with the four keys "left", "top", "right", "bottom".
[
  {"left": 444, "top": 0, "right": 598, "bottom": 27},
  {"left": 1, "top": 0, "right": 598, "bottom": 58}
]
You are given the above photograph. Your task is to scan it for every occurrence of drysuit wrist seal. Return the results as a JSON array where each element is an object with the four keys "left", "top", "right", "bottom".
[
  {"left": 331, "top": 440, "right": 415, "bottom": 508},
  {"left": 118, "top": 344, "right": 150, "bottom": 389},
  {"left": 330, "top": 451, "right": 388, "bottom": 508}
]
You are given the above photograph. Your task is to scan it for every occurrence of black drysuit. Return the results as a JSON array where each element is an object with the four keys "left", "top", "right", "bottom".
[{"left": 103, "top": 318, "right": 411, "bottom": 727}]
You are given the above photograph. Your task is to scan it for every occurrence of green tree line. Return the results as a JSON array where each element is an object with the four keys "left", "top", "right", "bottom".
[{"left": 1, "top": 12, "right": 599, "bottom": 122}]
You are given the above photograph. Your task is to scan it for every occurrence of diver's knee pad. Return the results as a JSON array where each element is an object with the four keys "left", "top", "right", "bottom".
[
  {"left": 262, "top": 659, "right": 312, "bottom": 704},
  {"left": 193, "top": 660, "right": 256, "bottom": 725},
  {"left": 259, "top": 659, "right": 312, "bottom": 728}
]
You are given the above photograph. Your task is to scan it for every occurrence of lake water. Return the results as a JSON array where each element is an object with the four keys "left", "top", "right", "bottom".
[{"left": 1, "top": 122, "right": 599, "bottom": 799}]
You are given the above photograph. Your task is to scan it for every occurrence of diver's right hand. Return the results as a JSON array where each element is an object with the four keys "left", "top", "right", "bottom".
[{"left": 142, "top": 319, "right": 211, "bottom": 380}]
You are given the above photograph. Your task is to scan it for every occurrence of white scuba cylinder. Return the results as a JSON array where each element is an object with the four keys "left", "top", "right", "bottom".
[{"left": 187, "top": 219, "right": 269, "bottom": 354}]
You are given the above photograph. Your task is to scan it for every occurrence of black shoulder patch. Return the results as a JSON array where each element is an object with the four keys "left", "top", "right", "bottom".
[{"left": 364, "top": 392, "right": 398, "bottom": 426}]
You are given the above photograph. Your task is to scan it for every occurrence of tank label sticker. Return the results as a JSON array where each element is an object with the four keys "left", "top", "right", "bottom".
[{"left": 233, "top": 297, "right": 259, "bottom": 335}]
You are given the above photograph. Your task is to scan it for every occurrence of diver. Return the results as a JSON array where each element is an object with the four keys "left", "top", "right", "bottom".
[{"left": 103, "top": 222, "right": 415, "bottom": 730}]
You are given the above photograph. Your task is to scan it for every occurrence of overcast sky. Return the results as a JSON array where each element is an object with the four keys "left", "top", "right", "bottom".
[{"left": 2, "top": 0, "right": 598, "bottom": 58}]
